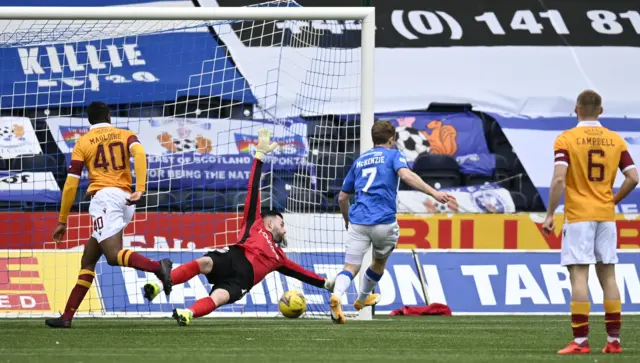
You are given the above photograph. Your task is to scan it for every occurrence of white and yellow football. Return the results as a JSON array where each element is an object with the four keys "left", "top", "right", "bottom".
[{"left": 279, "top": 290, "right": 307, "bottom": 318}]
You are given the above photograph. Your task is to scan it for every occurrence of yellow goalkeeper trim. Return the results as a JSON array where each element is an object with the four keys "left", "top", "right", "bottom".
[
  {"left": 130, "top": 143, "right": 147, "bottom": 193},
  {"left": 58, "top": 175, "right": 80, "bottom": 224}
]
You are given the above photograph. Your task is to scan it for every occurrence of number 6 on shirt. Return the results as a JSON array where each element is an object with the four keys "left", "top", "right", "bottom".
[{"left": 362, "top": 167, "right": 377, "bottom": 192}]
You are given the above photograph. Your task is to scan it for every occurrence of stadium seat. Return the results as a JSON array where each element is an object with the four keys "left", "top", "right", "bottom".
[
  {"left": 10, "top": 154, "right": 64, "bottom": 180},
  {"left": 309, "top": 139, "right": 339, "bottom": 154},
  {"left": 509, "top": 157, "right": 527, "bottom": 191},
  {"left": 463, "top": 174, "right": 494, "bottom": 186},
  {"left": 139, "top": 191, "right": 177, "bottom": 212},
  {"left": 0, "top": 200, "right": 23, "bottom": 211},
  {"left": 489, "top": 121, "right": 512, "bottom": 154},
  {"left": 531, "top": 193, "right": 546, "bottom": 212},
  {"left": 231, "top": 190, "right": 277, "bottom": 212},
  {"left": 287, "top": 188, "right": 329, "bottom": 212},
  {"left": 183, "top": 191, "right": 227, "bottom": 212},
  {"left": 520, "top": 176, "right": 540, "bottom": 210},
  {"left": 493, "top": 154, "right": 512, "bottom": 188},
  {"left": 509, "top": 191, "right": 528, "bottom": 211},
  {"left": 412, "top": 153, "right": 461, "bottom": 188}
]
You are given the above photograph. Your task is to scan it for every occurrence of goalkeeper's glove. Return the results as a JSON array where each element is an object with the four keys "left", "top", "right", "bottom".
[
  {"left": 324, "top": 276, "right": 335, "bottom": 292},
  {"left": 254, "top": 128, "right": 279, "bottom": 161}
]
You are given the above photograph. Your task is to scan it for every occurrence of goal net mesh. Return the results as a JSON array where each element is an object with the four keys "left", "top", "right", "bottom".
[{"left": 0, "top": 1, "right": 364, "bottom": 319}]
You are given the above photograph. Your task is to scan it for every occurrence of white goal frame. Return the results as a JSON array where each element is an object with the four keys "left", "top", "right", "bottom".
[{"left": 1, "top": 6, "right": 376, "bottom": 320}]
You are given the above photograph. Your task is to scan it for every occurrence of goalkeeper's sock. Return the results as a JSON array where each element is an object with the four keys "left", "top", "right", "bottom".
[
  {"left": 117, "top": 249, "right": 160, "bottom": 272},
  {"left": 189, "top": 297, "right": 217, "bottom": 318},
  {"left": 357, "top": 268, "right": 382, "bottom": 302},
  {"left": 333, "top": 270, "right": 354, "bottom": 298},
  {"left": 61, "top": 269, "right": 95, "bottom": 320},
  {"left": 171, "top": 260, "right": 201, "bottom": 285}
]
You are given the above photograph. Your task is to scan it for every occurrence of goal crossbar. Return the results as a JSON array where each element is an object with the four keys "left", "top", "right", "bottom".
[{"left": 0, "top": 6, "right": 374, "bottom": 21}]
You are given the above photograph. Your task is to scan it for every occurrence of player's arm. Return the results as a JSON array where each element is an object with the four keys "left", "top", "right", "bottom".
[
  {"left": 128, "top": 133, "right": 147, "bottom": 194},
  {"left": 546, "top": 136, "right": 570, "bottom": 218},
  {"left": 58, "top": 148, "right": 85, "bottom": 225},
  {"left": 338, "top": 166, "right": 355, "bottom": 230},
  {"left": 240, "top": 129, "right": 279, "bottom": 235},
  {"left": 277, "top": 258, "right": 329, "bottom": 290},
  {"left": 396, "top": 152, "right": 453, "bottom": 203},
  {"left": 614, "top": 144, "right": 638, "bottom": 204}
]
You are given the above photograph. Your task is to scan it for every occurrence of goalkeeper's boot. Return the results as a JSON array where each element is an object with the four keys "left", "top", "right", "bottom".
[
  {"left": 329, "top": 295, "right": 345, "bottom": 325},
  {"left": 353, "top": 293, "right": 381, "bottom": 311},
  {"left": 557, "top": 340, "right": 590, "bottom": 355},
  {"left": 602, "top": 340, "right": 622, "bottom": 354},
  {"left": 154, "top": 258, "right": 173, "bottom": 296},
  {"left": 45, "top": 316, "right": 72, "bottom": 329},
  {"left": 143, "top": 282, "right": 162, "bottom": 302},
  {"left": 172, "top": 308, "right": 193, "bottom": 327}
]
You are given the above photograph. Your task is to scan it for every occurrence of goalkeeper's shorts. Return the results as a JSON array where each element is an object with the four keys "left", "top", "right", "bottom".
[
  {"left": 345, "top": 222, "right": 400, "bottom": 265},
  {"left": 203, "top": 246, "right": 254, "bottom": 303}
]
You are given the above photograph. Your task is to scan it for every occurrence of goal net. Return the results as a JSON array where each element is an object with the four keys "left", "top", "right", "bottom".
[{"left": 0, "top": 1, "right": 374, "bottom": 319}]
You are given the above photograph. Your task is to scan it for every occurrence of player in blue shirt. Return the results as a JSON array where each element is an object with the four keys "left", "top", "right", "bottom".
[{"left": 330, "top": 121, "right": 454, "bottom": 324}]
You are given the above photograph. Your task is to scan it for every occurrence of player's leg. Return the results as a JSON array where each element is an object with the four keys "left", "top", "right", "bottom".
[
  {"left": 558, "top": 222, "right": 595, "bottom": 355},
  {"left": 330, "top": 224, "right": 371, "bottom": 324},
  {"left": 594, "top": 222, "right": 622, "bottom": 354},
  {"left": 144, "top": 255, "right": 213, "bottom": 302},
  {"left": 45, "top": 237, "right": 102, "bottom": 328},
  {"left": 173, "top": 285, "right": 236, "bottom": 326},
  {"left": 354, "top": 222, "right": 399, "bottom": 310},
  {"left": 100, "top": 230, "right": 173, "bottom": 293},
  {"left": 93, "top": 189, "right": 173, "bottom": 294}
]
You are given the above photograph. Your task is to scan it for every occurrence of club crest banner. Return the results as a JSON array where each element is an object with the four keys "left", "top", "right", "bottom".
[
  {"left": 398, "top": 182, "right": 515, "bottom": 214},
  {"left": 0, "top": 117, "right": 42, "bottom": 159},
  {"left": 46, "top": 117, "right": 309, "bottom": 190},
  {"left": 381, "top": 112, "right": 495, "bottom": 175}
]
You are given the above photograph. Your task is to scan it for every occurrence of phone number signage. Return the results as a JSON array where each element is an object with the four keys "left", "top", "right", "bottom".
[{"left": 384, "top": 0, "right": 640, "bottom": 47}]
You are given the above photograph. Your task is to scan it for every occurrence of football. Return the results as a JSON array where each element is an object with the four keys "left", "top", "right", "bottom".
[
  {"left": 395, "top": 126, "right": 430, "bottom": 162},
  {"left": 279, "top": 290, "right": 307, "bottom": 318}
]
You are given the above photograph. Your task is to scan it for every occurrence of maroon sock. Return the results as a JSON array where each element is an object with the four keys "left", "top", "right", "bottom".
[
  {"left": 61, "top": 269, "right": 95, "bottom": 320},
  {"left": 117, "top": 249, "right": 160, "bottom": 272},
  {"left": 189, "top": 297, "right": 217, "bottom": 318},
  {"left": 171, "top": 260, "right": 201, "bottom": 285}
]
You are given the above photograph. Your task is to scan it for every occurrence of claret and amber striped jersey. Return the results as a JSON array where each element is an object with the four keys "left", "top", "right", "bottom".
[
  {"left": 67, "top": 123, "right": 145, "bottom": 194},
  {"left": 554, "top": 120, "right": 635, "bottom": 222}
]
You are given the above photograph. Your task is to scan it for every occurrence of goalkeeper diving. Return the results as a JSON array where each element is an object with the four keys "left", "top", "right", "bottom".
[{"left": 144, "top": 128, "right": 377, "bottom": 325}]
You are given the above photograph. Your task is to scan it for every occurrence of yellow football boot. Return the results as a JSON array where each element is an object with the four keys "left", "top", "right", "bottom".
[{"left": 354, "top": 293, "right": 381, "bottom": 311}]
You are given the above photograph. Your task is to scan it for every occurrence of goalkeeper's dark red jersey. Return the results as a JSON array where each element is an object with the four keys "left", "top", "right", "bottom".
[{"left": 234, "top": 158, "right": 326, "bottom": 288}]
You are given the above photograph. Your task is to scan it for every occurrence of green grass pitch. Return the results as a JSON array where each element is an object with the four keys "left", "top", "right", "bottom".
[{"left": 1, "top": 316, "right": 638, "bottom": 363}]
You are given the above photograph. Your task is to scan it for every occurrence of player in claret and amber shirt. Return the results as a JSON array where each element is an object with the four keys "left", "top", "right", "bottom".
[
  {"left": 45, "top": 101, "right": 173, "bottom": 329},
  {"left": 542, "top": 90, "right": 638, "bottom": 355}
]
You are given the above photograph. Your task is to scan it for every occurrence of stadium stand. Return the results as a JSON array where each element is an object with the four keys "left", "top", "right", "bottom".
[{"left": 2, "top": 101, "right": 548, "bottom": 213}]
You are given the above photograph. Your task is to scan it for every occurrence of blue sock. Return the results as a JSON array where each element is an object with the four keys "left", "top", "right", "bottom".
[
  {"left": 358, "top": 268, "right": 382, "bottom": 302},
  {"left": 333, "top": 270, "right": 353, "bottom": 298}
]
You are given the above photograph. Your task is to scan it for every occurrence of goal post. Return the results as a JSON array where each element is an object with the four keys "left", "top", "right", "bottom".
[{"left": 0, "top": 3, "right": 375, "bottom": 320}]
